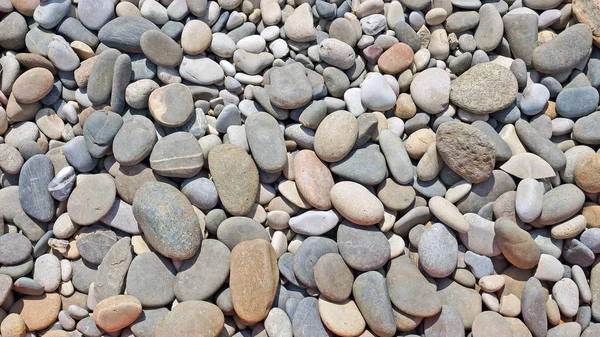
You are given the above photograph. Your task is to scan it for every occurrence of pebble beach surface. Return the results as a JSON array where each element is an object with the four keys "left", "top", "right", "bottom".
[{"left": 1, "top": 0, "right": 600, "bottom": 336}]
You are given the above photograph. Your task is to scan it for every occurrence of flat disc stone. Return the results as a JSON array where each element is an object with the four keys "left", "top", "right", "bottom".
[
  {"left": 148, "top": 83, "right": 193, "bottom": 127},
  {"left": 0, "top": 233, "right": 32, "bottom": 265},
  {"left": 449, "top": 63, "right": 518, "bottom": 114},
  {"left": 208, "top": 144, "right": 259, "bottom": 216},
  {"left": 149, "top": 132, "right": 204, "bottom": 178},
  {"left": 19, "top": 155, "right": 55, "bottom": 222},
  {"left": 154, "top": 301, "right": 224, "bottom": 337},
  {"left": 125, "top": 252, "right": 176, "bottom": 307},
  {"left": 67, "top": 174, "right": 116, "bottom": 226},
  {"left": 174, "top": 239, "right": 230, "bottom": 301},
  {"left": 132, "top": 182, "right": 201, "bottom": 260},
  {"left": 337, "top": 221, "right": 390, "bottom": 271},
  {"left": 140, "top": 30, "right": 183, "bottom": 68},
  {"left": 112, "top": 115, "right": 157, "bottom": 166}
]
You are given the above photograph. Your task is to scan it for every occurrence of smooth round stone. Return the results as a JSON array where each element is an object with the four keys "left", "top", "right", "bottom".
[
  {"left": 553, "top": 278, "right": 579, "bottom": 317},
  {"left": 133, "top": 182, "right": 201, "bottom": 260},
  {"left": 67, "top": 174, "right": 115, "bottom": 226},
  {"left": 0, "top": 12, "right": 27, "bottom": 50},
  {"left": 154, "top": 301, "right": 224, "bottom": 337},
  {"left": 0, "top": 313, "right": 27, "bottom": 337},
  {"left": 294, "top": 237, "right": 338, "bottom": 288},
  {"left": 8, "top": 293, "right": 61, "bottom": 332},
  {"left": 495, "top": 217, "right": 541, "bottom": 269},
  {"left": 573, "top": 111, "right": 600, "bottom": 145},
  {"left": 534, "top": 254, "right": 564, "bottom": 281},
  {"left": 148, "top": 83, "right": 194, "bottom": 127},
  {"left": 19, "top": 155, "right": 55, "bottom": 222},
  {"left": 386, "top": 256, "right": 442, "bottom": 317},
  {"left": 361, "top": 72, "right": 397, "bottom": 111},
  {"left": 83, "top": 110, "right": 123, "bottom": 158},
  {"left": 337, "top": 221, "right": 390, "bottom": 271},
  {"left": 429, "top": 196, "right": 469, "bottom": 233},
  {"left": 35, "top": 108, "right": 64, "bottom": 140},
  {"left": 0, "top": 144, "right": 23, "bottom": 174},
  {"left": 532, "top": 24, "right": 592, "bottom": 74},
  {"left": 515, "top": 178, "right": 544, "bottom": 223},
  {"left": 537, "top": 184, "right": 585, "bottom": 226},
  {"left": 216, "top": 217, "right": 270, "bottom": 250},
  {"left": 551, "top": 214, "right": 587, "bottom": 239},
  {"left": 293, "top": 150, "right": 335, "bottom": 210},
  {"left": 330, "top": 146, "right": 387, "bottom": 186},
  {"left": 71, "top": 257, "right": 97, "bottom": 293},
  {"left": 125, "top": 252, "right": 176, "bottom": 307},
  {"left": 418, "top": 222, "right": 458, "bottom": 278},
  {"left": 436, "top": 122, "right": 496, "bottom": 184},
  {"left": 93, "top": 295, "right": 142, "bottom": 332},
  {"left": 268, "top": 63, "right": 313, "bottom": 109},
  {"left": 230, "top": 239, "right": 278, "bottom": 324},
  {"left": 474, "top": 4, "right": 503, "bottom": 52},
  {"left": 209, "top": 144, "right": 259, "bottom": 216},
  {"left": 62, "top": 136, "right": 98, "bottom": 172},
  {"left": 181, "top": 20, "right": 212, "bottom": 55},
  {"left": 318, "top": 298, "right": 366, "bottom": 336},
  {"left": 131, "top": 308, "right": 169, "bottom": 337},
  {"left": 180, "top": 55, "right": 224, "bottom": 85},
  {"left": 287, "top": 210, "right": 337, "bottom": 236},
  {"left": 472, "top": 311, "right": 512, "bottom": 337},
  {"left": 0, "top": 233, "right": 31, "bottom": 265},
  {"left": 352, "top": 271, "right": 397, "bottom": 336},
  {"left": 32, "top": 254, "right": 61, "bottom": 292},
  {"left": 521, "top": 277, "right": 547, "bottom": 337},
  {"left": 377, "top": 178, "right": 415, "bottom": 212},
  {"left": 292, "top": 297, "right": 330, "bottom": 337},
  {"left": 314, "top": 110, "right": 357, "bottom": 163},
  {"left": 33, "top": 0, "right": 70, "bottom": 29},
  {"left": 140, "top": 30, "right": 182, "bottom": 68},
  {"left": 78, "top": 0, "right": 114, "bottom": 30},
  {"left": 424, "top": 305, "right": 466, "bottom": 337},
  {"left": 450, "top": 63, "right": 518, "bottom": 114},
  {"left": 181, "top": 177, "right": 218, "bottom": 210},
  {"left": 174, "top": 239, "right": 230, "bottom": 301},
  {"left": 245, "top": 112, "right": 287, "bottom": 173},
  {"left": 319, "top": 38, "right": 356, "bottom": 69},
  {"left": 377, "top": 43, "right": 414, "bottom": 74},
  {"left": 410, "top": 68, "right": 451, "bottom": 114},
  {"left": 150, "top": 132, "right": 203, "bottom": 178},
  {"left": 284, "top": 3, "right": 316, "bottom": 42},
  {"left": 47, "top": 36, "right": 79, "bottom": 72},
  {"left": 556, "top": 87, "right": 599, "bottom": 119},
  {"left": 12, "top": 68, "right": 54, "bottom": 104},
  {"left": 445, "top": 180, "right": 472, "bottom": 204},
  {"left": 330, "top": 181, "right": 384, "bottom": 225},
  {"left": 314, "top": 253, "right": 353, "bottom": 302},
  {"left": 580, "top": 228, "right": 600, "bottom": 253},
  {"left": 520, "top": 83, "right": 550, "bottom": 116},
  {"left": 113, "top": 115, "right": 157, "bottom": 166}
]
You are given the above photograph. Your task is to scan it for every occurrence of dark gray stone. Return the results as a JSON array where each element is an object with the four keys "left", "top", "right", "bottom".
[
  {"left": 98, "top": 16, "right": 160, "bottom": 53},
  {"left": 0, "top": 233, "right": 31, "bottom": 265},
  {"left": 93, "top": 237, "right": 132, "bottom": 302},
  {"left": 19, "top": 155, "right": 54, "bottom": 222},
  {"left": 83, "top": 110, "right": 123, "bottom": 158},
  {"left": 292, "top": 297, "right": 329, "bottom": 337},
  {"left": 72, "top": 258, "right": 98, "bottom": 294},
  {"left": 88, "top": 48, "right": 121, "bottom": 106},
  {"left": 76, "top": 226, "right": 118, "bottom": 265}
]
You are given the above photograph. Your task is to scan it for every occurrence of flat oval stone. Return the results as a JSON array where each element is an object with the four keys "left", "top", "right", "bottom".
[
  {"left": 209, "top": 144, "right": 259, "bottom": 216},
  {"left": 98, "top": 17, "right": 160, "bottom": 53},
  {"left": 429, "top": 196, "right": 469, "bottom": 233},
  {"left": 318, "top": 297, "right": 366, "bottom": 336},
  {"left": 71, "top": 258, "right": 97, "bottom": 293},
  {"left": 19, "top": 155, "right": 54, "bottom": 222},
  {"left": 67, "top": 174, "right": 116, "bottom": 226},
  {"left": 436, "top": 122, "right": 496, "bottom": 184},
  {"left": 378, "top": 42, "right": 414, "bottom": 74},
  {"left": 314, "top": 253, "right": 353, "bottom": 302},
  {"left": 230, "top": 239, "right": 279, "bottom": 324},
  {"left": 472, "top": 311, "right": 512, "bottom": 337},
  {"left": 337, "top": 221, "right": 390, "bottom": 271},
  {"left": 78, "top": 0, "right": 114, "bottom": 30},
  {"left": 76, "top": 226, "right": 117, "bottom": 265},
  {"left": 314, "top": 110, "right": 358, "bottom": 163},
  {"left": 133, "top": 182, "right": 201, "bottom": 260},
  {"left": 113, "top": 115, "right": 157, "bottom": 166},
  {"left": 174, "top": 239, "right": 230, "bottom": 301},
  {"left": 94, "top": 237, "right": 133, "bottom": 302},
  {"left": 330, "top": 146, "right": 387, "bottom": 186},
  {"left": 293, "top": 297, "right": 330, "bottom": 337},
  {"left": 289, "top": 210, "right": 339, "bottom": 236},
  {"left": 474, "top": 4, "right": 503, "bottom": 52},
  {"left": 93, "top": 295, "right": 142, "bottom": 332},
  {"left": 179, "top": 55, "right": 224, "bottom": 85},
  {"left": 265, "top": 308, "right": 293, "bottom": 337},
  {"left": 450, "top": 63, "right": 518, "bottom": 114},
  {"left": 9, "top": 293, "right": 61, "bottom": 332},
  {"left": 245, "top": 112, "right": 287, "bottom": 173},
  {"left": 154, "top": 301, "right": 224, "bottom": 337},
  {"left": 537, "top": 184, "right": 585, "bottom": 226},
  {"left": 83, "top": 110, "right": 123, "bottom": 158},
  {"left": 125, "top": 252, "right": 176, "bottom": 307},
  {"left": 294, "top": 150, "right": 334, "bottom": 210},
  {"left": 33, "top": 254, "right": 61, "bottom": 292},
  {"left": 352, "top": 271, "right": 397, "bottom": 337},
  {"left": 418, "top": 223, "right": 458, "bottom": 278},
  {"left": 556, "top": 87, "right": 599, "bottom": 119},
  {"left": 0, "top": 233, "right": 31, "bottom": 265},
  {"left": 495, "top": 217, "right": 541, "bottom": 269},
  {"left": 148, "top": 83, "right": 194, "bottom": 127},
  {"left": 330, "top": 181, "right": 384, "bottom": 225},
  {"left": 131, "top": 308, "right": 169, "bottom": 337},
  {"left": 267, "top": 63, "right": 313, "bottom": 109},
  {"left": 0, "top": 144, "right": 24, "bottom": 174},
  {"left": 12, "top": 68, "right": 54, "bottom": 104},
  {"left": 181, "top": 20, "right": 212, "bottom": 55},
  {"left": 532, "top": 24, "right": 592, "bottom": 74},
  {"left": 216, "top": 216, "right": 270, "bottom": 250},
  {"left": 459, "top": 213, "right": 501, "bottom": 257},
  {"left": 293, "top": 236, "right": 338, "bottom": 288},
  {"left": 424, "top": 305, "right": 466, "bottom": 337},
  {"left": 150, "top": 132, "right": 204, "bottom": 178},
  {"left": 140, "top": 30, "right": 182, "bottom": 68},
  {"left": 386, "top": 256, "right": 442, "bottom": 317}
]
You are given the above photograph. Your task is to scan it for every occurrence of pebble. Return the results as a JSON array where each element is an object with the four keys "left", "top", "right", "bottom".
[
  {"left": 125, "top": 252, "right": 176, "bottom": 307},
  {"left": 19, "top": 155, "right": 55, "bottom": 222},
  {"left": 293, "top": 150, "right": 334, "bottom": 210},
  {"left": 154, "top": 301, "right": 224, "bottom": 337},
  {"left": 410, "top": 68, "right": 451, "bottom": 114},
  {"left": 330, "top": 181, "right": 384, "bottom": 225},
  {"left": 93, "top": 295, "right": 142, "bottom": 332},
  {"left": 314, "top": 253, "right": 353, "bottom": 302},
  {"left": 150, "top": 132, "right": 203, "bottom": 178},
  {"left": 292, "top": 297, "right": 329, "bottom": 337},
  {"left": 532, "top": 24, "right": 592, "bottom": 74},
  {"left": 418, "top": 222, "right": 458, "bottom": 277},
  {"left": 293, "top": 236, "right": 338, "bottom": 288},
  {"left": 472, "top": 311, "right": 512, "bottom": 337},
  {"left": 338, "top": 221, "right": 390, "bottom": 271},
  {"left": 495, "top": 217, "right": 541, "bottom": 269}
]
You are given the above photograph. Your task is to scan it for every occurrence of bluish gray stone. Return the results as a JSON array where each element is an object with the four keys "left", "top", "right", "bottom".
[
  {"left": 337, "top": 221, "right": 390, "bottom": 271},
  {"left": 292, "top": 297, "right": 329, "bottom": 337},
  {"left": 556, "top": 87, "right": 599, "bottom": 118},
  {"left": 330, "top": 146, "right": 387, "bottom": 186},
  {"left": 293, "top": 237, "right": 338, "bottom": 288},
  {"left": 19, "top": 155, "right": 54, "bottom": 222},
  {"left": 125, "top": 252, "right": 176, "bottom": 307},
  {"left": 353, "top": 271, "right": 397, "bottom": 337},
  {"left": 98, "top": 17, "right": 160, "bottom": 53}
]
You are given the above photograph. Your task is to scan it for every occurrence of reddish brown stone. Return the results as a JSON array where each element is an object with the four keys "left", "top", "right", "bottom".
[
  {"left": 230, "top": 239, "right": 279, "bottom": 324},
  {"left": 377, "top": 43, "right": 414, "bottom": 74},
  {"left": 293, "top": 150, "right": 335, "bottom": 210},
  {"left": 93, "top": 295, "right": 142, "bottom": 332},
  {"left": 9, "top": 293, "right": 61, "bottom": 331},
  {"left": 574, "top": 153, "right": 600, "bottom": 193}
]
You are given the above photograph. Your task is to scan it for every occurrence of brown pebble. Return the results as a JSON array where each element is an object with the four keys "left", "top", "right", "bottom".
[{"left": 92, "top": 295, "right": 142, "bottom": 332}]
